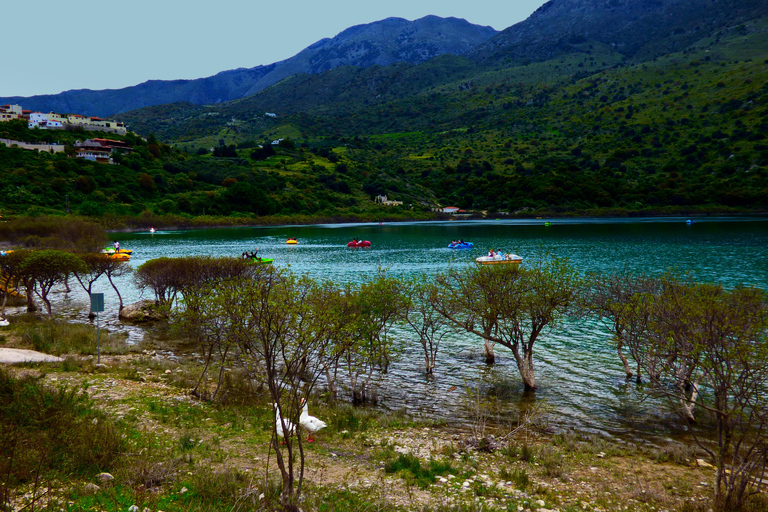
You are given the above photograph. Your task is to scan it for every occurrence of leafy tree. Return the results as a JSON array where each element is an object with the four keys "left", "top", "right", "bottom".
[
  {"left": 177, "top": 266, "right": 353, "bottom": 510},
  {"left": 337, "top": 272, "right": 408, "bottom": 404},
  {"left": 586, "top": 271, "right": 661, "bottom": 379},
  {"left": 435, "top": 258, "right": 582, "bottom": 390},
  {"left": 623, "top": 279, "right": 768, "bottom": 510},
  {"left": 19, "top": 250, "right": 86, "bottom": 316}
]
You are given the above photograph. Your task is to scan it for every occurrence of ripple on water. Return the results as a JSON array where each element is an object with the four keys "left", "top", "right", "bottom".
[{"left": 19, "top": 218, "right": 768, "bottom": 445}]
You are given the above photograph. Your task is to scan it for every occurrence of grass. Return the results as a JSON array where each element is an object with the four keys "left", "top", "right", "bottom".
[
  {"left": 15, "top": 318, "right": 133, "bottom": 357},
  {"left": 384, "top": 452, "right": 456, "bottom": 489},
  {"left": 0, "top": 368, "right": 122, "bottom": 487},
  {"left": 0, "top": 323, "right": 752, "bottom": 512}
]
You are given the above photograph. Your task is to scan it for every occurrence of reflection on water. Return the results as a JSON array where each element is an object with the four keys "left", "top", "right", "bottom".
[{"left": 18, "top": 217, "right": 768, "bottom": 443}]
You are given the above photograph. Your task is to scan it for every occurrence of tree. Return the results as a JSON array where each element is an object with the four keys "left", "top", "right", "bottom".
[
  {"left": 103, "top": 257, "right": 131, "bottom": 312},
  {"left": 633, "top": 280, "right": 768, "bottom": 510},
  {"left": 435, "top": 258, "right": 582, "bottom": 390},
  {"left": 400, "top": 275, "right": 453, "bottom": 375},
  {"left": 171, "top": 257, "right": 260, "bottom": 399},
  {"left": 201, "top": 267, "right": 350, "bottom": 510},
  {"left": 19, "top": 250, "right": 86, "bottom": 316},
  {"left": 338, "top": 272, "right": 408, "bottom": 403},
  {"left": 0, "top": 250, "right": 35, "bottom": 315},
  {"left": 587, "top": 271, "right": 661, "bottom": 380},
  {"left": 72, "top": 253, "right": 131, "bottom": 317}
]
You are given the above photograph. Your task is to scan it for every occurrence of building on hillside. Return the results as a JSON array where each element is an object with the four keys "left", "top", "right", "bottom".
[
  {"left": 73, "top": 138, "right": 133, "bottom": 164},
  {"left": 375, "top": 195, "right": 403, "bottom": 206},
  {"left": 28, "top": 112, "right": 64, "bottom": 129},
  {"left": 441, "top": 206, "right": 460, "bottom": 214},
  {"left": 0, "top": 104, "right": 25, "bottom": 122},
  {"left": 65, "top": 114, "right": 127, "bottom": 134}
]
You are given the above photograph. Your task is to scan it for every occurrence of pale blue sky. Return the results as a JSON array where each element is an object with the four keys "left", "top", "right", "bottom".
[{"left": 2, "top": 0, "right": 548, "bottom": 98}]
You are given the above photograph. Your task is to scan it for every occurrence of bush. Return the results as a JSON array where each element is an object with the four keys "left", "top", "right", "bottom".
[{"left": 0, "top": 368, "right": 122, "bottom": 485}]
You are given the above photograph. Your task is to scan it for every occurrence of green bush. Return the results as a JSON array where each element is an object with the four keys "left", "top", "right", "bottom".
[{"left": 0, "top": 368, "right": 122, "bottom": 485}]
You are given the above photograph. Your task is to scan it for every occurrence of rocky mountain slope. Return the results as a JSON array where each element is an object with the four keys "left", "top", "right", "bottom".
[
  {"left": 0, "top": 16, "right": 495, "bottom": 118},
  {"left": 471, "top": 0, "right": 768, "bottom": 64}
]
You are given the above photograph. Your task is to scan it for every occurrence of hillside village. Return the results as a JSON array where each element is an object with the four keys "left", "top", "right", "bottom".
[
  {"left": 0, "top": 104, "right": 132, "bottom": 164},
  {"left": 0, "top": 104, "right": 126, "bottom": 134}
]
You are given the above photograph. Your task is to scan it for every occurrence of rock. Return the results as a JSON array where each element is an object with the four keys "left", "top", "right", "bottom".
[
  {"left": 96, "top": 472, "right": 114, "bottom": 482},
  {"left": 119, "top": 300, "right": 168, "bottom": 322},
  {"left": 84, "top": 483, "right": 100, "bottom": 493},
  {"left": 535, "top": 499, "right": 546, "bottom": 507},
  {"left": 128, "top": 506, "right": 139, "bottom": 512},
  {"left": 696, "top": 458, "right": 714, "bottom": 468}
]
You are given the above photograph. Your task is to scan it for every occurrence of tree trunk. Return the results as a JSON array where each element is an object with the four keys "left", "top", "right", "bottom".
[
  {"left": 24, "top": 281, "right": 38, "bottom": 313},
  {"left": 511, "top": 344, "right": 536, "bottom": 390},
  {"left": 520, "top": 350, "right": 536, "bottom": 391},
  {"left": 678, "top": 379, "right": 699, "bottom": 423},
  {"left": 616, "top": 338, "right": 633, "bottom": 379},
  {"left": 483, "top": 339, "right": 495, "bottom": 363}
]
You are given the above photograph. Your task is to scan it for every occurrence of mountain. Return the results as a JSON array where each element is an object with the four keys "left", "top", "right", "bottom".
[
  {"left": 471, "top": 0, "right": 768, "bottom": 64},
  {"left": 0, "top": 16, "right": 495, "bottom": 118}
]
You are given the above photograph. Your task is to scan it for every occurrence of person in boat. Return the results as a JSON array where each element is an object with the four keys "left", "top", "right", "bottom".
[
  {"left": 114, "top": 241, "right": 120, "bottom": 251},
  {"left": 488, "top": 248, "right": 495, "bottom": 257}
]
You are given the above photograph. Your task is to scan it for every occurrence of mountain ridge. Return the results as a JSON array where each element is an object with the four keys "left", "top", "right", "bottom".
[{"left": 0, "top": 16, "right": 495, "bottom": 118}]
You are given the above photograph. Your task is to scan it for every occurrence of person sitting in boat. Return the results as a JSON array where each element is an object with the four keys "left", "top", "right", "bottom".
[{"left": 488, "top": 248, "right": 495, "bottom": 257}]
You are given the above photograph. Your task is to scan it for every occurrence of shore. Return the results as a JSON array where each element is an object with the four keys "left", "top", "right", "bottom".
[{"left": 0, "top": 324, "right": 734, "bottom": 512}]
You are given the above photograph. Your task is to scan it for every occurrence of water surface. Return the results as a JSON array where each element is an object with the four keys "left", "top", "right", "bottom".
[{"left": 43, "top": 217, "right": 768, "bottom": 442}]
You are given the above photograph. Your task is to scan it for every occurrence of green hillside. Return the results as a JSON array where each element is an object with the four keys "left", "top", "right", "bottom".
[{"left": 3, "top": 18, "right": 767, "bottom": 223}]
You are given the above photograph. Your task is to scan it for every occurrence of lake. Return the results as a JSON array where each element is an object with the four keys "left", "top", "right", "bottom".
[{"left": 46, "top": 216, "right": 768, "bottom": 444}]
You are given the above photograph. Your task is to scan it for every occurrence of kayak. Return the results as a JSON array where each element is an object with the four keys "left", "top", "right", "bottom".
[
  {"left": 448, "top": 242, "right": 474, "bottom": 249},
  {"left": 347, "top": 240, "right": 371, "bottom": 248},
  {"left": 108, "top": 253, "right": 131, "bottom": 261},
  {"left": 287, "top": 238, "right": 298, "bottom": 244}
]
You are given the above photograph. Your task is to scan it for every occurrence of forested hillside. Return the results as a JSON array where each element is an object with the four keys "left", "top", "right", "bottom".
[{"left": 2, "top": 13, "right": 767, "bottom": 222}]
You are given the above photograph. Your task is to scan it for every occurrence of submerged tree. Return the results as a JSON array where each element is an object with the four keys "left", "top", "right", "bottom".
[
  {"left": 18, "top": 250, "right": 86, "bottom": 316},
  {"left": 587, "top": 271, "right": 661, "bottom": 380},
  {"left": 337, "top": 271, "right": 408, "bottom": 404},
  {"left": 435, "top": 258, "right": 582, "bottom": 390},
  {"left": 400, "top": 274, "right": 454, "bottom": 375},
  {"left": 624, "top": 278, "right": 768, "bottom": 510}
]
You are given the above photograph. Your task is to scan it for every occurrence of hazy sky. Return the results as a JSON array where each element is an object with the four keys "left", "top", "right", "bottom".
[{"left": 2, "top": 0, "right": 548, "bottom": 98}]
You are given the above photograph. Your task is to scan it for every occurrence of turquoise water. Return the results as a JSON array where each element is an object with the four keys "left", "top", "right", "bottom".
[{"left": 54, "top": 217, "right": 768, "bottom": 441}]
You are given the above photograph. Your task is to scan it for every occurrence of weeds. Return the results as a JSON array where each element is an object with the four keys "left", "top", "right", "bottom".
[
  {"left": 17, "top": 319, "right": 131, "bottom": 356},
  {"left": 384, "top": 453, "right": 455, "bottom": 489},
  {"left": 0, "top": 368, "right": 121, "bottom": 493},
  {"left": 499, "top": 467, "right": 530, "bottom": 490}
]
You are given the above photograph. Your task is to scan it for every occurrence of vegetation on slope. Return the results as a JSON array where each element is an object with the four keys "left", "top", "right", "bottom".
[{"left": 2, "top": 18, "right": 767, "bottom": 221}]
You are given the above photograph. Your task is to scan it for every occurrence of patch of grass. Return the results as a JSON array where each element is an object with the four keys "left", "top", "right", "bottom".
[
  {"left": 537, "top": 444, "right": 568, "bottom": 478},
  {"left": 500, "top": 467, "right": 530, "bottom": 490},
  {"left": 17, "top": 319, "right": 131, "bottom": 356},
  {"left": 304, "top": 486, "right": 399, "bottom": 512},
  {"left": 0, "top": 368, "right": 122, "bottom": 486},
  {"left": 644, "top": 441, "right": 699, "bottom": 465},
  {"left": 384, "top": 452, "right": 455, "bottom": 489}
]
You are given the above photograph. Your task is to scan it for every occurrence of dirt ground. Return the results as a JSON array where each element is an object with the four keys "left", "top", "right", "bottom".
[{"left": 1, "top": 341, "right": 727, "bottom": 512}]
